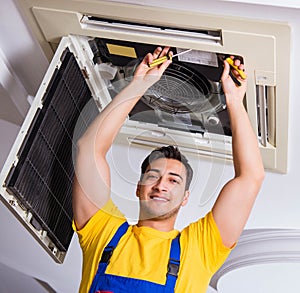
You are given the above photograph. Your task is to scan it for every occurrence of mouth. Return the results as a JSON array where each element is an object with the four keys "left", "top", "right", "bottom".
[{"left": 149, "top": 195, "right": 169, "bottom": 202}]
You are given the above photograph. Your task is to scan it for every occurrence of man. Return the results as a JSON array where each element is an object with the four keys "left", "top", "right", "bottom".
[{"left": 72, "top": 47, "right": 265, "bottom": 293}]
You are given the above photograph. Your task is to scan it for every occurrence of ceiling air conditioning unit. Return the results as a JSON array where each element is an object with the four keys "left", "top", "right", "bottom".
[{"left": 0, "top": 0, "right": 290, "bottom": 262}]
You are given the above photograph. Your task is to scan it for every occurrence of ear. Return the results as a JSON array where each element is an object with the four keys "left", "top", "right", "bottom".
[
  {"left": 181, "top": 190, "right": 190, "bottom": 207},
  {"left": 136, "top": 182, "right": 141, "bottom": 198}
]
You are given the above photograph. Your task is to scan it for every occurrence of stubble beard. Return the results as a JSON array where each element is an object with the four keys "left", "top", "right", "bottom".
[{"left": 139, "top": 200, "right": 182, "bottom": 221}]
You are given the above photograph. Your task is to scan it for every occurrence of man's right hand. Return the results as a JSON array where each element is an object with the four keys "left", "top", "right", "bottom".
[
  {"left": 72, "top": 46, "right": 172, "bottom": 229},
  {"left": 132, "top": 47, "right": 172, "bottom": 91}
]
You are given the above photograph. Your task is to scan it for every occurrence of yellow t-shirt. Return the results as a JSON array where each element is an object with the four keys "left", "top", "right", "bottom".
[{"left": 74, "top": 201, "right": 232, "bottom": 293}]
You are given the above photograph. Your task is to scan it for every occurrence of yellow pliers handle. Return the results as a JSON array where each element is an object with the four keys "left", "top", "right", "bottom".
[{"left": 225, "top": 57, "right": 247, "bottom": 80}]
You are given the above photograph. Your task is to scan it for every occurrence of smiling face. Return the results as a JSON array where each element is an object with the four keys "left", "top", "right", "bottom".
[{"left": 136, "top": 158, "right": 190, "bottom": 222}]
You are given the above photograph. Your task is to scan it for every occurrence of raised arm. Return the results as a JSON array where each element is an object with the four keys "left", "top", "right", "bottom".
[
  {"left": 72, "top": 47, "right": 172, "bottom": 229},
  {"left": 212, "top": 58, "right": 265, "bottom": 248}
]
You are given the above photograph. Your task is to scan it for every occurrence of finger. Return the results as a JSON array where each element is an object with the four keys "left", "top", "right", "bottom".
[
  {"left": 152, "top": 47, "right": 163, "bottom": 59},
  {"left": 233, "top": 58, "right": 246, "bottom": 71},
  {"left": 221, "top": 60, "right": 230, "bottom": 81},
  {"left": 238, "top": 63, "right": 245, "bottom": 72},
  {"left": 157, "top": 59, "right": 172, "bottom": 74},
  {"left": 144, "top": 52, "right": 155, "bottom": 66},
  {"left": 233, "top": 64, "right": 247, "bottom": 80},
  {"left": 233, "top": 69, "right": 247, "bottom": 81},
  {"left": 160, "top": 46, "right": 171, "bottom": 57},
  {"left": 234, "top": 58, "right": 241, "bottom": 67},
  {"left": 229, "top": 56, "right": 247, "bottom": 80}
]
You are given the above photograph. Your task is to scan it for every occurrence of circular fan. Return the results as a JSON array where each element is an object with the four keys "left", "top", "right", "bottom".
[{"left": 142, "top": 62, "right": 222, "bottom": 114}]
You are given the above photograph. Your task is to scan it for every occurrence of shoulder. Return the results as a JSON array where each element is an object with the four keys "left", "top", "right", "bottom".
[
  {"left": 181, "top": 211, "right": 230, "bottom": 250},
  {"left": 181, "top": 211, "right": 214, "bottom": 235},
  {"left": 180, "top": 211, "right": 233, "bottom": 273},
  {"left": 73, "top": 199, "right": 126, "bottom": 248}
]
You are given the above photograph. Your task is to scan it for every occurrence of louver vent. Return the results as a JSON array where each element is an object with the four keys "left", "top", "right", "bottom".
[{"left": 4, "top": 50, "right": 94, "bottom": 252}]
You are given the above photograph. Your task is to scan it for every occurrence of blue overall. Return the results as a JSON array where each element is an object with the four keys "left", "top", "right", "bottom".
[{"left": 89, "top": 222, "right": 181, "bottom": 293}]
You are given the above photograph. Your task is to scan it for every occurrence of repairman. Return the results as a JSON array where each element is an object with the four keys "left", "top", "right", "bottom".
[{"left": 72, "top": 47, "right": 265, "bottom": 293}]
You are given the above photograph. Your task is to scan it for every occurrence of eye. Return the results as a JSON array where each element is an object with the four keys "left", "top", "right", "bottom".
[
  {"left": 146, "top": 174, "right": 159, "bottom": 180},
  {"left": 170, "top": 178, "right": 179, "bottom": 184}
]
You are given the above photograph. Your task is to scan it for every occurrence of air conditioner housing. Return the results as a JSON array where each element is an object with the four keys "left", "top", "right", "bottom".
[{"left": 16, "top": 0, "right": 290, "bottom": 172}]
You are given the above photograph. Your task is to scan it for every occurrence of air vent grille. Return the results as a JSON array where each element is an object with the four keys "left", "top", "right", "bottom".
[
  {"left": 5, "top": 50, "right": 93, "bottom": 252},
  {"left": 256, "top": 85, "right": 276, "bottom": 147}
]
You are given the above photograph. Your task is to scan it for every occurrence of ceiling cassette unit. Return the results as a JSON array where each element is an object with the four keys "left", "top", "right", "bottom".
[
  {"left": 15, "top": 0, "right": 290, "bottom": 172},
  {"left": 0, "top": 0, "right": 291, "bottom": 262}
]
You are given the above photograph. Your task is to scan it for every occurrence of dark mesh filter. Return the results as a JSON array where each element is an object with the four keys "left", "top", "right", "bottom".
[{"left": 5, "top": 50, "right": 96, "bottom": 252}]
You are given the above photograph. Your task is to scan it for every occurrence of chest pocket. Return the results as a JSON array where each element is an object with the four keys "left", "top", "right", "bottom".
[{"left": 89, "top": 222, "right": 181, "bottom": 293}]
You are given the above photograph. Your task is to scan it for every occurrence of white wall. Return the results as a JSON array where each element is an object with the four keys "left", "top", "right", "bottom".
[{"left": 0, "top": 262, "right": 51, "bottom": 293}]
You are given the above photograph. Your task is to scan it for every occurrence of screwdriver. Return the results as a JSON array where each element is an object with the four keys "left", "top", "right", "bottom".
[
  {"left": 225, "top": 57, "right": 247, "bottom": 80},
  {"left": 148, "top": 49, "right": 192, "bottom": 68}
]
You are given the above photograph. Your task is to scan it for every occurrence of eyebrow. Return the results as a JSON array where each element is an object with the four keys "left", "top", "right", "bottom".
[{"left": 146, "top": 169, "right": 184, "bottom": 181}]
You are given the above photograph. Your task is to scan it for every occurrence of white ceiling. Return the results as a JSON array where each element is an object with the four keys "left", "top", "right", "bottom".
[{"left": 1, "top": 0, "right": 300, "bottom": 292}]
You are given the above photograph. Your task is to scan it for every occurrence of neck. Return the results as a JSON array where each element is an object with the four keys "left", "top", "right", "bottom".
[{"left": 137, "top": 216, "right": 176, "bottom": 232}]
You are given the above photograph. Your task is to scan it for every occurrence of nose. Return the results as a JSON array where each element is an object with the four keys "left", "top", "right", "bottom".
[{"left": 152, "top": 177, "right": 168, "bottom": 192}]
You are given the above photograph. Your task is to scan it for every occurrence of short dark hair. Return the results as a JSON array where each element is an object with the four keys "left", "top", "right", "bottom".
[{"left": 140, "top": 145, "right": 193, "bottom": 190}]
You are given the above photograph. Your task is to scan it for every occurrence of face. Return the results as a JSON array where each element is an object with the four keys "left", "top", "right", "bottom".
[{"left": 136, "top": 158, "right": 190, "bottom": 221}]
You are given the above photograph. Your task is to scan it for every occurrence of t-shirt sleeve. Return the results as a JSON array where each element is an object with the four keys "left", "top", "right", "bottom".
[
  {"left": 182, "top": 211, "right": 234, "bottom": 274},
  {"left": 72, "top": 199, "right": 126, "bottom": 250}
]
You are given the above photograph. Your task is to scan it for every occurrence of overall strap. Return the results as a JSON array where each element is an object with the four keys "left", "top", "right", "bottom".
[
  {"left": 89, "top": 222, "right": 129, "bottom": 293},
  {"left": 165, "top": 234, "right": 181, "bottom": 291},
  {"left": 100, "top": 222, "right": 129, "bottom": 264}
]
